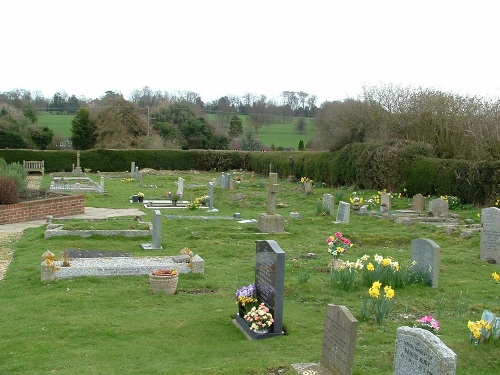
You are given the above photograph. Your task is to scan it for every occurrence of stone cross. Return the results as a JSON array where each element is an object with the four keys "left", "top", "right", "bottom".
[{"left": 267, "top": 173, "right": 279, "bottom": 215}]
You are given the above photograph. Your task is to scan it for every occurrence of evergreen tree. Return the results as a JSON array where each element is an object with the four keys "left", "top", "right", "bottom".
[
  {"left": 71, "top": 108, "right": 97, "bottom": 150},
  {"left": 228, "top": 115, "right": 243, "bottom": 138},
  {"left": 30, "top": 126, "right": 54, "bottom": 150}
]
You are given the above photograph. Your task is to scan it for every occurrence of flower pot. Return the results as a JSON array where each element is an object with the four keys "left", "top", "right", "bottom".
[
  {"left": 138, "top": 196, "right": 144, "bottom": 203},
  {"left": 131, "top": 195, "right": 139, "bottom": 203},
  {"left": 352, "top": 204, "right": 360, "bottom": 211},
  {"left": 149, "top": 272, "right": 178, "bottom": 295},
  {"left": 253, "top": 328, "right": 269, "bottom": 334},
  {"left": 238, "top": 303, "right": 246, "bottom": 318}
]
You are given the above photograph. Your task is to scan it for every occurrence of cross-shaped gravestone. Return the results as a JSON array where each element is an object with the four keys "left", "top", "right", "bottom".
[{"left": 267, "top": 173, "right": 279, "bottom": 215}]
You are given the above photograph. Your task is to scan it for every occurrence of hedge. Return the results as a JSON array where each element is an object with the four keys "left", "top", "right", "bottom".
[{"left": 1, "top": 144, "right": 498, "bottom": 205}]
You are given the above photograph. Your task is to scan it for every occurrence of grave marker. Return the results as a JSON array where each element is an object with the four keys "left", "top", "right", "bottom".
[
  {"left": 410, "top": 238, "right": 440, "bottom": 287},
  {"left": 130, "top": 161, "right": 135, "bottom": 175},
  {"left": 428, "top": 198, "right": 448, "bottom": 217},
  {"left": 335, "top": 201, "right": 350, "bottom": 224},
  {"left": 141, "top": 210, "right": 163, "bottom": 250},
  {"left": 177, "top": 177, "right": 185, "bottom": 195},
  {"left": 381, "top": 192, "right": 392, "bottom": 211},
  {"left": 412, "top": 194, "right": 425, "bottom": 212},
  {"left": 480, "top": 207, "right": 500, "bottom": 264},
  {"left": 74, "top": 150, "right": 83, "bottom": 175},
  {"left": 207, "top": 181, "right": 214, "bottom": 209},
  {"left": 322, "top": 194, "right": 334, "bottom": 216},
  {"left": 234, "top": 240, "right": 285, "bottom": 339},
  {"left": 394, "top": 326, "right": 456, "bottom": 375},
  {"left": 257, "top": 173, "right": 284, "bottom": 233},
  {"left": 292, "top": 304, "right": 358, "bottom": 375}
]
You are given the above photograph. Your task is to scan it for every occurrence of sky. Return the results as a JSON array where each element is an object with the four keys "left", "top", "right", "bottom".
[{"left": 2, "top": 0, "right": 500, "bottom": 105}]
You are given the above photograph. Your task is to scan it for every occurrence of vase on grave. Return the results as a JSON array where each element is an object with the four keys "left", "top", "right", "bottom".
[
  {"left": 238, "top": 303, "right": 246, "bottom": 318},
  {"left": 352, "top": 203, "right": 360, "bottom": 211},
  {"left": 149, "top": 270, "right": 178, "bottom": 295},
  {"left": 132, "top": 195, "right": 139, "bottom": 203},
  {"left": 138, "top": 196, "right": 144, "bottom": 203}
]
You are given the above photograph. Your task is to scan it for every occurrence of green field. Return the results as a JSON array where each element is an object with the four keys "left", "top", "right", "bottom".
[
  {"left": 38, "top": 114, "right": 315, "bottom": 149},
  {"left": 0, "top": 171, "right": 498, "bottom": 374},
  {"left": 38, "top": 114, "right": 74, "bottom": 138}
]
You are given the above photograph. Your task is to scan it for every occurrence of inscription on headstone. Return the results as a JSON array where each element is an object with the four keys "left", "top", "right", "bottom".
[
  {"left": 335, "top": 201, "right": 350, "bottom": 224},
  {"left": 410, "top": 238, "right": 440, "bottom": 287},
  {"left": 480, "top": 207, "right": 500, "bottom": 264},
  {"left": 394, "top": 326, "right": 456, "bottom": 375},
  {"left": 254, "top": 240, "right": 285, "bottom": 334}
]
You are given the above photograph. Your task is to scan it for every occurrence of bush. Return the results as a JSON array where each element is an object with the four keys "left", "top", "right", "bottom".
[
  {"left": 0, "top": 175, "right": 20, "bottom": 204},
  {"left": 0, "top": 158, "right": 27, "bottom": 194}
]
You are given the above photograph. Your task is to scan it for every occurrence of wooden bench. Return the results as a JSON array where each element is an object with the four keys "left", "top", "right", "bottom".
[{"left": 23, "top": 160, "right": 44, "bottom": 175}]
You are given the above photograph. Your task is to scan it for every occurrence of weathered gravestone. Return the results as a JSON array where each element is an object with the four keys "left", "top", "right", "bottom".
[
  {"left": 177, "top": 177, "right": 185, "bottom": 195},
  {"left": 428, "top": 198, "right": 448, "bottom": 217},
  {"left": 141, "top": 210, "right": 163, "bottom": 250},
  {"left": 394, "top": 326, "right": 456, "bottom": 375},
  {"left": 292, "top": 304, "right": 358, "bottom": 374},
  {"left": 481, "top": 309, "right": 500, "bottom": 339},
  {"left": 224, "top": 173, "right": 231, "bottom": 189},
  {"left": 335, "top": 201, "right": 350, "bottom": 224},
  {"left": 322, "top": 193, "right": 334, "bottom": 216},
  {"left": 207, "top": 181, "right": 214, "bottom": 209},
  {"left": 257, "top": 173, "right": 284, "bottom": 233},
  {"left": 410, "top": 238, "right": 440, "bottom": 287},
  {"left": 412, "top": 194, "right": 425, "bottom": 212},
  {"left": 234, "top": 240, "right": 285, "bottom": 340},
  {"left": 304, "top": 180, "right": 313, "bottom": 195},
  {"left": 130, "top": 161, "right": 135, "bottom": 175},
  {"left": 73, "top": 150, "right": 83, "bottom": 176},
  {"left": 381, "top": 192, "right": 392, "bottom": 211},
  {"left": 480, "top": 207, "right": 500, "bottom": 264}
]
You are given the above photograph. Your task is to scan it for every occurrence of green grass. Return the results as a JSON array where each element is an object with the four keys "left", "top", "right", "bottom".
[
  {"left": 38, "top": 114, "right": 74, "bottom": 138},
  {"left": 1, "top": 171, "right": 499, "bottom": 374}
]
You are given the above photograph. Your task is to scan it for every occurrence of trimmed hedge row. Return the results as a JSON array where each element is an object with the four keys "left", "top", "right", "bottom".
[{"left": 1, "top": 144, "right": 498, "bottom": 204}]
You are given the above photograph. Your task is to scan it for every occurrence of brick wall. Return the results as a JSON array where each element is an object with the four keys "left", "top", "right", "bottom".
[{"left": 0, "top": 195, "right": 85, "bottom": 225}]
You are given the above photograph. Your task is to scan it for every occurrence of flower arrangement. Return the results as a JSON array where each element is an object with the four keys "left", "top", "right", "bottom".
[
  {"left": 360, "top": 281, "right": 395, "bottom": 324},
  {"left": 350, "top": 192, "right": 364, "bottom": 206},
  {"left": 151, "top": 269, "right": 178, "bottom": 277},
  {"left": 415, "top": 315, "right": 440, "bottom": 334},
  {"left": 167, "top": 190, "right": 182, "bottom": 203},
  {"left": 326, "top": 232, "right": 352, "bottom": 259},
  {"left": 243, "top": 303, "right": 274, "bottom": 332},
  {"left": 235, "top": 283, "right": 258, "bottom": 309},
  {"left": 187, "top": 195, "right": 209, "bottom": 210},
  {"left": 300, "top": 177, "right": 312, "bottom": 183},
  {"left": 137, "top": 192, "right": 145, "bottom": 198},
  {"left": 468, "top": 319, "right": 493, "bottom": 344}
]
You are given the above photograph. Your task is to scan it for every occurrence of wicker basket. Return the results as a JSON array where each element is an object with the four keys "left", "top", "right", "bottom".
[{"left": 149, "top": 273, "right": 178, "bottom": 294}]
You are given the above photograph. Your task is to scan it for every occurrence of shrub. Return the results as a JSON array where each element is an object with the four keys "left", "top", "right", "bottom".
[
  {"left": 0, "top": 158, "right": 27, "bottom": 194},
  {"left": 0, "top": 175, "right": 20, "bottom": 204}
]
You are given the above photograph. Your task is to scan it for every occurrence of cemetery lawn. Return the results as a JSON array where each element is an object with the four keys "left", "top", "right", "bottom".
[{"left": 0, "top": 170, "right": 498, "bottom": 375}]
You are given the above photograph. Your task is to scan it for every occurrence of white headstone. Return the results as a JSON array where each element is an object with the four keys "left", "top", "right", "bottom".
[{"left": 335, "top": 202, "right": 350, "bottom": 224}]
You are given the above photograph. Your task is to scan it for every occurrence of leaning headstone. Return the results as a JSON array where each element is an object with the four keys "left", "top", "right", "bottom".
[
  {"left": 394, "top": 326, "right": 456, "bottom": 375},
  {"left": 381, "top": 192, "right": 392, "bottom": 211},
  {"left": 480, "top": 207, "right": 500, "bottom": 264},
  {"left": 292, "top": 304, "right": 358, "bottom": 375},
  {"left": 412, "top": 194, "right": 425, "bottom": 212},
  {"left": 141, "top": 210, "right": 163, "bottom": 250},
  {"left": 257, "top": 173, "right": 284, "bottom": 233},
  {"left": 234, "top": 240, "right": 285, "bottom": 340},
  {"left": 207, "top": 181, "right": 214, "bottom": 209},
  {"left": 410, "top": 238, "right": 440, "bottom": 287},
  {"left": 335, "top": 201, "right": 350, "bottom": 224},
  {"left": 428, "top": 198, "right": 449, "bottom": 217},
  {"left": 322, "top": 194, "right": 334, "bottom": 216}
]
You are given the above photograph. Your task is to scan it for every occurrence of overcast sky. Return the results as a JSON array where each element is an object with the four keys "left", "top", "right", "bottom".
[{"left": 2, "top": 0, "right": 500, "bottom": 104}]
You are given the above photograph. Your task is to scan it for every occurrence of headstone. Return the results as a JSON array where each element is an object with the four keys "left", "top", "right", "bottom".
[
  {"left": 257, "top": 173, "right": 284, "bottom": 233},
  {"left": 141, "top": 210, "right": 163, "bottom": 250},
  {"left": 217, "top": 173, "right": 224, "bottom": 187},
  {"left": 130, "top": 162, "right": 135, "bottom": 175},
  {"left": 224, "top": 173, "right": 231, "bottom": 189},
  {"left": 74, "top": 150, "right": 83, "bottom": 175},
  {"left": 322, "top": 194, "right": 334, "bottom": 216},
  {"left": 410, "top": 238, "right": 440, "bottom": 287},
  {"left": 480, "top": 207, "right": 500, "bottom": 264},
  {"left": 207, "top": 181, "right": 214, "bottom": 209},
  {"left": 381, "top": 192, "right": 392, "bottom": 211},
  {"left": 335, "top": 201, "right": 350, "bottom": 224},
  {"left": 134, "top": 166, "right": 140, "bottom": 181},
  {"left": 428, "top": 198, "right": 448, "bottom": 217},
  {"left": 394, "top": 326, "right": 457, "bottom": 375},
  {"left": 177, "top": 177, "right": 185, "bottom": 195},
  {"left": 292, "top": 304, "right": 358, "bottom": 375},
  {"left": 412, "top": 194, "right": 425, "bottom": 212},
  {"left": 304, "top": 181, "right": 313, "bottom": 195},
  {"left": 100, "top": 176, "right": 105, "bottom": 193}
]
